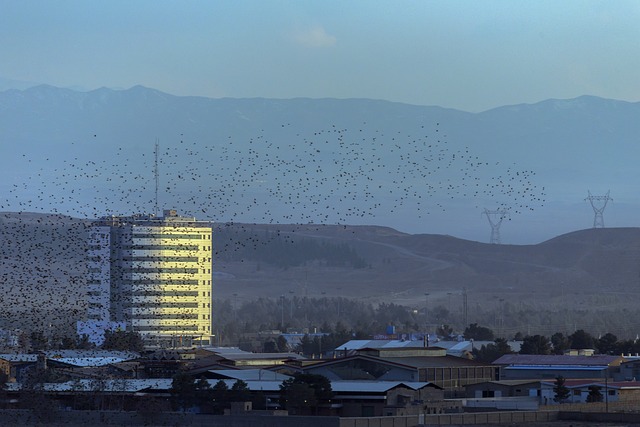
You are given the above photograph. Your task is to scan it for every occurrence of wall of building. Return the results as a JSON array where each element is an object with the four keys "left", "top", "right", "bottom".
[
  {"left": 501, "top": 367, "right": 607, "bottom": 381},
  {"left": 0, "top": 410, "right": 340, "bottom": 427},
  {"left": 339, "top": 410, "right": 560, "bottom": 427},
  {"left": 420, "top": 366, "right": 496, "bottom": 390},
  {"left": 83, "top": 213, "right": 214, "bottom": 346}
]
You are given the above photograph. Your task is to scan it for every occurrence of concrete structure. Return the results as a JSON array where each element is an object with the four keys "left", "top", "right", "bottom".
[
  {"left": 83, "top": 209, "right": 213, "bottom": 346},
  {"left": 493, "top": 354, "right": 624, "bottom": 380},
  {"left": 465, "top": 379, "right": 541, "bottom": 399},
  {"left": 303, "top": 351, "right": 497, "bottom": 397},
  {"left": 0, "top": 354, "right": 38, "bottom": 383},
  {"left": 540, "top": 379, "right": 640, "bottom": 404}
]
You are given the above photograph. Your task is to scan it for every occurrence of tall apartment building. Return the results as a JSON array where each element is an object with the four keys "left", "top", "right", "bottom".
[{"left": 82, "top": 209, "right": 213, "bottom": 347}]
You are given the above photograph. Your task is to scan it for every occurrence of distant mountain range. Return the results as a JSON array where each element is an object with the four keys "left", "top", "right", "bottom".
[{"left": 1, "top": 85, "right": 640, "bottom": 244}]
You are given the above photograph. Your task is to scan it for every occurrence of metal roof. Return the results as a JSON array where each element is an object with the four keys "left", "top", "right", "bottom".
[
  {"left": 540, "top": 379, "right": 640, "bottom": 390},
  {"left": 5, "top": 379, "right": 173, "bottom": 393},
  {"left": 329, "top": 381, "right": 436, "bottom": 393},
  {"left": 337, "top": 339, "right": 436, "bottom": 351},
  {"left": 207, "top": 369, "right": 291, "bottom": 381},
  {"left": 382, "top": 355, "right": 490, "bottom": 368},
  {"left": 504, "top": 365, "right": 607, "bottom": 371},
  {"left": 493, "top": 354, "right": 622, "bottom": 366},
  {"left": 44, "top": 350, "right": 140, "bottom": 367},
  {"left": 4, "top": 378, "right": 440, "bottom": 395},
  {"left": 0, "top": 354, "right": 38, "bottom": 362},
  {"left": 1, "top": 351, "right": 140, "bottom": 367}
]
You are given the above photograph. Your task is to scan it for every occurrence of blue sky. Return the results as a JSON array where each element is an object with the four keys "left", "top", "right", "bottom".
[{"left": 2, "top": 1, "right": 640, "bottom": 111}]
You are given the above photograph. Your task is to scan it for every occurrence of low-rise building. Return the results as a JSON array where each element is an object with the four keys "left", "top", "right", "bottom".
[
  {"left": 540, "top": 379, "right": 640, "bottom": 405},
  {"left": 303, "top": 348, "right": 497, "bottom": 397},
  {"left": 493, "top": 354, "right": 624, "bottom": 380}
]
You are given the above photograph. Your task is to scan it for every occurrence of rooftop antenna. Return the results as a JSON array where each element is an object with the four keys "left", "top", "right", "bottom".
[
  {"left": 482, "top": 208, "right": 509, "bottom": 244},
  {"left": 585, "top": 190, "right": 612, "bottom": 228},
  {"left": 154, "top": 139, "right": 159, "bottom": 217}
]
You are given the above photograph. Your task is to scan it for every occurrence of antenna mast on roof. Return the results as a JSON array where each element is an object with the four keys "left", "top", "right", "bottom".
[
  {"left": 154, "top": 139, "right": 159, "bottom": 217},
  {"left": 482, "top": 208, "right": 509, "bottom": 244},
  {"left": 585, "top": 190, "right": 612, "bottom": 228}
]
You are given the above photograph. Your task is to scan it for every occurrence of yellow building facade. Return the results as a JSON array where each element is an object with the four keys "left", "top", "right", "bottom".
[{"left": 86, "top": 209, "right": 213, "bottom": 346}]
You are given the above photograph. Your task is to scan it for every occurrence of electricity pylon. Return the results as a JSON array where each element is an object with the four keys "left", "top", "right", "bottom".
[
  {"left": 483, "top": 208, "right": 509, "bottom": 244},
  {"left": 585, "top": 190, "right": 612, "bottom": 228}
]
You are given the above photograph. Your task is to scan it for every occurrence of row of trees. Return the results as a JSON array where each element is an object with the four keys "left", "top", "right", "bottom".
[
  {"left": 552, "top": 375, "right": 603, "bottom": 404},
  {"left": 170, "top": 372, "right": 252, "bottom": 413},
  {"left": 214, "top": 295, "right": 640, "bottom": 349},
  {"left": 169, "top": 371, "right": 333, "bottom": 415},
  {"left": 213, "top": 226, "right": 368, "bottom": 269},
  {"left": 471, "top": 327, "right": 639, "bottom": 363}
]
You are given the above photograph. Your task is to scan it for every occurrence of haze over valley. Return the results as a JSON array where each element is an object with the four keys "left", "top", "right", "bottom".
[{"left": 2, "top": 85, "right": 640, "bottom": 245}]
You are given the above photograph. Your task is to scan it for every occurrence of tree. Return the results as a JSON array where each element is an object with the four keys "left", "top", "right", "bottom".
[
  {"left": 596, "top": 333, "right": 618, "bottom": 355},
  {"left": 0, "top": 371, "right": 7, "bottom": 405},
  {"left": 195, "top": 377, "right": 213, "bottom": 411},
  {"left": 473, "top": 338, "right": 512, "bottom": 363},
  {"left": 464, "top": 323, "right": 494, "bottom": 341},
  {"left": 211, "top": 380, "right": 229, "bottom": 414},
  {"left": 569, "top": 329, "right": 595, "bottom": 350},
  {"left": 29, "top": 331, "right": 48, "bottom": 351},
  {"left": 283, "top": 383, "right": 317, "bottom": 414},
  {"left": 263, "top": 340, "right": 279, "bottom": 353},
  {"left": 613, "top": 338, "right": 640, "bottom": 356},
  {"left": 276, "top": 335, "right": 289, "bottom": 352},
  {"left": 586, "top": 385, "right": 603, "bottom": 403},
  {"left": 553, "top": 376, "right": 570, "bottom": 403},
  {"left": 102, "top": 330, "right": 144, "bottom": 352},
  {"left": 436, "top": 324, "right": 454, "bottom": 338},
  {"left": 520, "top": 335, "right": 552, "bottom": 355},
  {"left": 297, "top": 334, "right": 315, "bottom": 356},
  {"left": 280, "top": 373, "right": 333, "bottom": 415},
  {"left": 551, "top": 332, "right": 571, "bottom": 355},
  {"left": 229, "top": 379, "right": 251, "bottom": 402},
  {"left": 170, "top": 371, "right": 197, "bottom": 411},
  {"left": 76, "top": 334, "right": 94, "bottom": 350}
]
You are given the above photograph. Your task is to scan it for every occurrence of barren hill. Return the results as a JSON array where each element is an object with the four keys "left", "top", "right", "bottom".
[
  {"left": 2, "top": 212, "right": 639, "bottom": 335},
  {"left": 213, "top": 224, "right": 640, "bottom": 311}
]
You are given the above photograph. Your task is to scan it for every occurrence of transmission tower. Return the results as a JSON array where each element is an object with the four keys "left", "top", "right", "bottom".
[
  {"left": 482, "top": 208, "right": 509, "bottom": 244},
  {"left": 153, "top": 139, "right": 159, "bottom": 217},
  {"left": 585, "top": 190, "right": 612, "bottom": 228}
]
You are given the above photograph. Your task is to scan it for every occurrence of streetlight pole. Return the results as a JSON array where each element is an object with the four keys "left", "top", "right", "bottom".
[
  {"left": 289, "top": 290, "right": 294, "bottom": 320},
  {"left": 280, "top": 295, "right": 285, "bottom": 330},
  {"left": 605, "top": 374, "right": 609, "bottom": 413},
  {"left": 424, "top": 292, "right": 429, "bottom": 328},
  {"left": 233, "top": 293, "right": 238, "bottom": 320}
]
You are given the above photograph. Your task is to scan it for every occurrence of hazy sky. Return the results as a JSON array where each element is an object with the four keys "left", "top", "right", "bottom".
[{"left": 2, "top": 1, "right": 640, "bottom": 111}]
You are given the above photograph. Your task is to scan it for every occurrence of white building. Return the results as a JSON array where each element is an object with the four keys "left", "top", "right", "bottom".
[{"left": 82, "top": 209, "right": 213, "bottom": 347}]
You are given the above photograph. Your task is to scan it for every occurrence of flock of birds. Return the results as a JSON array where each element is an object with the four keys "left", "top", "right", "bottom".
[
  {"left": 0, "top": 120, "right": 547, "bottom": 338},
  {"left": 4, "top": 122, "right": 545, "bottom": 225}
]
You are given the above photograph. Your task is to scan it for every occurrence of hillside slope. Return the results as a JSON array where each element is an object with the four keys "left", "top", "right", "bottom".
[{"left": 2, "top": 212, "right": 639, "bottom": 334}]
